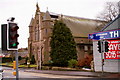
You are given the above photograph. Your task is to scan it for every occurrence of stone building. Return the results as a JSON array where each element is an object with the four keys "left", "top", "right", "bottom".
[{"left": 28, "top": 3, "right": 106, "bottom": 67}]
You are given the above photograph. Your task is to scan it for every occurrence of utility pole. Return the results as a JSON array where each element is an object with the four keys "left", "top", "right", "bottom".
[
  {"left": 98, "top": 40, "right": 104, "bottom": 76},
  {"left": 99, "top": 40, "right": 104, "bottom": 76}
]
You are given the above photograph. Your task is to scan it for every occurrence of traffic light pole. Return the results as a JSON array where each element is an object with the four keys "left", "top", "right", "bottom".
[
  {"left": 2, "top": 18, "right": 19, "bottom": 79},
  {"left": 15, "top": 50, "right": 19, "bottom": 80},
  {"left": 100, "top": 40, "right": 104, "bottom": 76}
]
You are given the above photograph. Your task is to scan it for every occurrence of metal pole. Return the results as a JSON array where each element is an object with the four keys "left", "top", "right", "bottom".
[
  {"left": 15, "top": 50, "right": 19, "bottom": 80},
  {"left": 100, "top": 40, "right": 104, "bottom": 76}
]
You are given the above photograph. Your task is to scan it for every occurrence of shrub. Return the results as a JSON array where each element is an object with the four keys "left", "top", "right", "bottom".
[
  {"left": 50, "top": 20, "right": 77, "bottom": 67},
  {"left": 30, "top": 55, "right": 35, "bottom": 64},
  {"left": 18, "top": 56, "right": 22, "bottom": 60},
  {"left": 68, "top": 59, "right": 78, "bottom": 68},
  {"left": 2, "top": 57, "right": 12, "bottom": 63}
]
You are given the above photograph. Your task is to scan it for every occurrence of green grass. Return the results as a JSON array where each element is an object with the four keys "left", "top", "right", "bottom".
[
  {"left": 1, "top": 62, "right": 37, "bottom": 68},
  {"left": 18, "top": 64, "right": 37, "bottom": 68},
  {"left": 29, "top": 64, "right": 37, "bottom": 67},
  {"left": 1, "top": 62, "right": 13, "bottom": 67}
]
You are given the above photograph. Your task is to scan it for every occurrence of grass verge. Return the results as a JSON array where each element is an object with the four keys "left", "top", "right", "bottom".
[{"left": 0, "top": 62, "right": 37, "bottom": 68}]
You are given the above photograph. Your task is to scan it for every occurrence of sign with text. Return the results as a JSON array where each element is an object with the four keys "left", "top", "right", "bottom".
[
  {"left": 104, "top": 40, "right": 120, "bottom": 59},
  {"left": 89, "top": 29, "right": 120, "bottom": 40}
]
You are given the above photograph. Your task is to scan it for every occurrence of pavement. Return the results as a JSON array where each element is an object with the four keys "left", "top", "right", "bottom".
[
  {"left": 25, "top": 69, "right": 120, "bottom": 78},
  {"left": 2, "top": 66, "right": 120, "bottom": 78}
]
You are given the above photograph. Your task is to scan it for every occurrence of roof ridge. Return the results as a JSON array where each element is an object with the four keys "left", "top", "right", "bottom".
[{"left": 63, "top": 15, "right": 107, "bottom": 22}]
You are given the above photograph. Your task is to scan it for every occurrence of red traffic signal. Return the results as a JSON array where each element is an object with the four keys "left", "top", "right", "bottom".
[{"left": 10, "top": 25, "right": 19, "bottom": 32}]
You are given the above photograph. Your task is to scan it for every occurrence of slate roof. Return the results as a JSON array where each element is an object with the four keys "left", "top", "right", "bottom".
[{"left": 62, "top": 15, "right": 106, "bottom": 37}]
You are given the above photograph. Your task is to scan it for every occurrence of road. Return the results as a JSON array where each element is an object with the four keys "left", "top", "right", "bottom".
[{"left": 2, "top": 67, "right": 93, "bottom": 80}]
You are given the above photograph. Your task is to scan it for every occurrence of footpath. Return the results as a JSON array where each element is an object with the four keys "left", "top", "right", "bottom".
[
  {"left": 25, "top": 68, "right": 120, "bottom": 78},
  {"left": 2, "top": 65, "right": 120, "bottom": 78}
]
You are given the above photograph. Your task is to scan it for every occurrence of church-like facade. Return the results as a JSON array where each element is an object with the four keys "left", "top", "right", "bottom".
[{"left": 28, "top": 3, "right": 106, "bottom": 67}]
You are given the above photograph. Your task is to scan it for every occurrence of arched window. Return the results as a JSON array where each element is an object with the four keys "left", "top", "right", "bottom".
[{"left": 35, "top": 27, "right": 37, "bottom": 41}]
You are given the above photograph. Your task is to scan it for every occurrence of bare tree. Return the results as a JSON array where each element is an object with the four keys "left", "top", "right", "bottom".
[{"left": 97, "top": 2, "right": 119, "bottom": 22}]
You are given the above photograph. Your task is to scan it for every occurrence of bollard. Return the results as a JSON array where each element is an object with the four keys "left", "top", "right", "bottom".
[
  {"left": 13, "top": 71, "right": 16, "bottom": 76},
  {"left": 13, "top": 61, "right": 16, "bottom": 76},
  {"left": 13, "top": 61, "right": 16, "bottom": 69}
]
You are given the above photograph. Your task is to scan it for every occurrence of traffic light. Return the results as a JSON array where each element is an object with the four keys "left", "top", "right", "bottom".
[
  {"left": 105, "top": 41, "right": 109, "bottom": 52},
  {"left": 1, "top": 24, "right": 7, "bottom": 51},
  {"left": 97, "top": 41, "right": 102, "bottom": 53},
  {"left": 8, "top": 22, "right": 19, "bottom": 50}
]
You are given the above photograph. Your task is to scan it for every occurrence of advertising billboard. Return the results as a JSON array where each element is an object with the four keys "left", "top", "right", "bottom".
[{"left": 104, "top": 40, "right": 120, "bottom": 59}]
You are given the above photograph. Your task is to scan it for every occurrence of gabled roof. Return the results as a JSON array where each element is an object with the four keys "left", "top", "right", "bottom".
[
  {"left": 62, "top": 15, "right": 106, "bottom": 37},
  {"left": 101, "top": 14, "right": 120, "bottom": 31},
  {"left": 43, "top": 11, "right": 51, "bottom": 20}
]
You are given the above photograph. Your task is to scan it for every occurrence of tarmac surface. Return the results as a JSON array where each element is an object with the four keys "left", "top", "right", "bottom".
[
  {"left": 2, "top": 66, "right": 120, "bottom": 79},
  {"left": 25, "top": 69, "right": 120, "bottom": 78}
]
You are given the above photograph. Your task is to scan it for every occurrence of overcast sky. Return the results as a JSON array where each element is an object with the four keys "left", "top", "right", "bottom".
[{"left": 0, "top": 0, "right": 119, "bottom": 48}]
